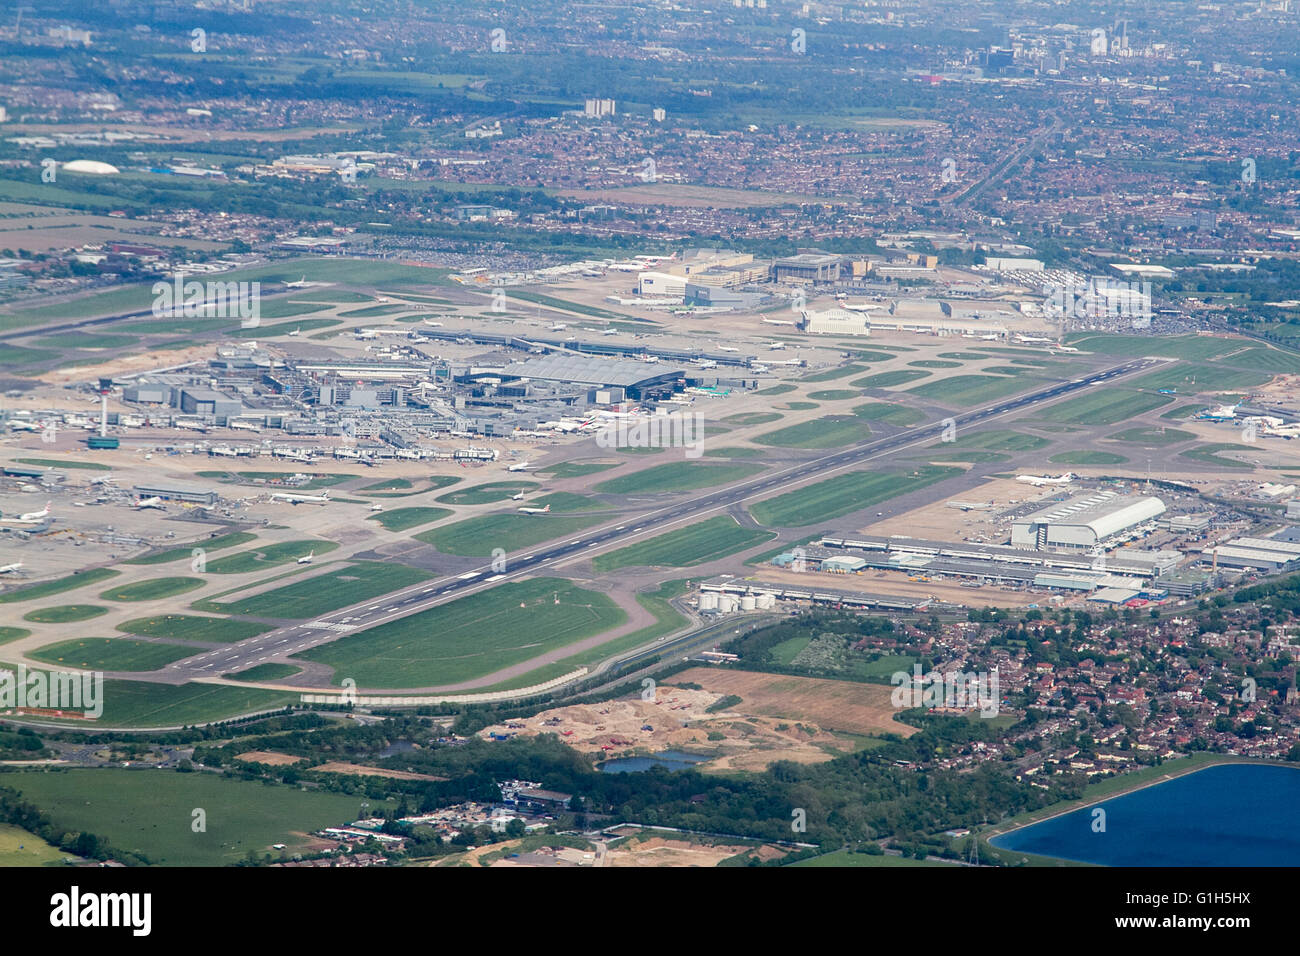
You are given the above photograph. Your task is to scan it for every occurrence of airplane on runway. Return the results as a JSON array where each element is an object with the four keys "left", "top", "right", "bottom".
[
  {"left": 518, "top": 504, "right": 551, "bottom": 515},
  {"left": 507, "top": 461, "right": 532, "bottom": 472},
  {"left": 285, "top": 276, "right": 312, "bottom": 288},
  {"left": 271, "top": 490, "right": 331, "bottom": 504},
  {"left": 370, "top": 503, "right": 384, "bottom": 512},
  {"left": 134, "top": 496, "right": 166, "bottom": 510},
  {"left": 1, "top": 502, "right": 51, "bottom": 524},
  {"left": 297, "top": 551, "right": 314, "bottom": 564},
  {"left": 288, "top": 326, "right": 301, "bottom": 336},
  {"left": 0, "top": 562, "right": 24, "bottom": 574},
  {"left": 1016, "top": 473, "right": 1077, "bottom": 487},
  {"left": 511, "top": 492, "right": 525, "bottom": 500}
]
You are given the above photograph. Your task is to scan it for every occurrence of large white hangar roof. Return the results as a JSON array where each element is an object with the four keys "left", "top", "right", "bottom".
[{"left": 1020, "top": 491, "right": 1166, "bottom": 539}]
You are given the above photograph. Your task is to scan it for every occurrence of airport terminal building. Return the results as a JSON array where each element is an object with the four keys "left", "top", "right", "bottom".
[{"left": 1011, "top": 491, "right": 1167, "bottom": 551}]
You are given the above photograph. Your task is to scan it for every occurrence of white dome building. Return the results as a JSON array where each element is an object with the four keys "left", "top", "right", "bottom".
[{"left": 61, "top": 160, "right": 120, "bottom": 175}]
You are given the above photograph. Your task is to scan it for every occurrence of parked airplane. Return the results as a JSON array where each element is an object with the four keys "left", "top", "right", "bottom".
[
  {"left": 507, "top": 461, "right": 532, "bottom": 472},
  {"left": 717, "top": 346, "right": 739, "bottom": 352},
  {"left": 767, "top": 341, "right": 786, "bottom": 350},
  {"left": 271, "top": 490, "right": 330, "bottom": 504},
  {"left": 7, "top": 420, "right": 41, "bottom": 432},
  {"left": 1016, "top": 473, "right": 1077, "bottom": 487},
  {"left": 370, "top": 503, "right": 384, "bottom": 512},
  {"left": 88, "top": 474, "right": 116, "bottom": 485},
  {"left": 0, "top": 562, "right": 24, "bottom": 574},
  {"left": 134, "top": 496, "right": 166, "bottom": 510},
  {"left": 297, "top": 551, "right": 314, "bottom": 564},
  {"left": 2, "top": 501, "right": 51, "bottom": 524},
  {"left": 517, "top": 504, "right": 551, "bottom": 515},
  {"left": 601, "top": 327, "right": 619, "bottom": 335}
]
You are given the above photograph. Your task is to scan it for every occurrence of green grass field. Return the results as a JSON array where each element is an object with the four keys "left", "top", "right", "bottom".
[
  {"left": 807, "top": 389, "right": 860, "bottom": 401},
  {"left": 100, "top": 577, "right": 206, "bottom": 602},
  {"left": 21, "top": 605, "right": 107, "bottom": 623},
  {"left": 792, "top": 849, "right": 950, "bottom": 867},
  {"left": 1108, "top": 427, "right": 1196, "bottom": 445},
  {"left": 1127, "top": 363, "right": 1270, "bottom": 392},
  {"left": 435, "top": 481, "right": 538, "bottom": 504},
  {"left": 13, "top": 457, "right": 110, "bottom": 471},
  {"left": 537, "top": 461, "right": 618, "bottom": 479},
  {"left": 29, "top": 638, "right": 197, "bottom": 671},
  {"left": 0, "top": 568, "right": 120, "bottom": 604},
  {"left": 6, "top": 769, "right": 362, "bottom": 865},
  {"left": 757, "top": 384, "right": 798, "bottom": 395},
  {"left": 703, "top": 446, "right": 767, "bottom": 458},
  {"left": 117, "top": 614, "right": 273, "bottom": 643},
  {"left": 415, "top": 513, "right": 606, "bottom": 556},
  {"left": 294, "top": 577, "right": 626, "bottom": 688},
  {"left": 1179, "top": 443, "right": 1257, "bottom": 470},
  {"left": 205, "top": 540, "right": 338, "bottom": 574},
  {"left": 754, "top": 416, "right": 872, "bottom": 449},
  {"left": 1064, "top": 333, "right": 1242, "bottom": 360},
  {"left": 751, "top": 465, "right": 963, "bottom": 527},
  {"left": 592, "top": 516, "right": 775, "bottom": 571},
  {"left": 226, "top": 663, "right": 301, "bottom": 682},
  {"left": 852, "top": 402, "right": 926, "bottom": 425},
  {"left": 932, "top": 430, "right": 1051, "bottom": 451},
  {"left": 0, "top": 823, "right": 67, "bottom": 867},
  {"left": 801, "top": 364, "right": 867, "bottom": 382},
  {"left": 367, "top": 506, "right": 452, "bottom": 531},
  {"left": 125, "top": 532, "right": 258, "bottom": 565},
  {"left": 595, "top": 461, "right": 764, "bottom": 495},
  {"left": 907, "top": 374, "right": 1036, "bottom": 405},
  {"left": 530, "top": 492, "right": 608, "bottom": 512},
  {"left": 908, "top": 359, "right": 961, "bottom": 368},
  {"left": 851, "top": 369, "right": 931, "bottom": 388},
  {"left": 723, "top": 412, "right": 784, "bottom": 425},
  {"left": 0, "top": 627, "right": 30, "bottom": 644},
  {"left": 1048, "top": 451, "right": 1129, "bottom": 465},
  {"left": 1038, "top": 390, "right": 1172, "bottom": 425},
  {"left": 205, "top": 562, "right": 432, "bottom": 619}
]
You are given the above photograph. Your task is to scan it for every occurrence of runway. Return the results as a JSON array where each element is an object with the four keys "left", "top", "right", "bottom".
[{"left": 150, "top": 356, "right": 1166, "bottom": 687}]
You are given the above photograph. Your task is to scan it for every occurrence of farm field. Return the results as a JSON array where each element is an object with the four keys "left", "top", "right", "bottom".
[
  {"left": 205, "top": 540, "right": 338, "bottom": 574},
  {"left": 754, "top": 416, "right": 872, "bottom": 449},
  {"left": 294, "top": 578, "right": 626, "bottom": 688},
  {"left": 6, "top": 769, "right": 361, "bottom": 866},
  {"left": 1036, "top": 390, "right": 1173, "bottom": 425},
  {"left": 203, "top": 562, "right": 432, "bottom": 618},
  {"left": 28, "top": 638, "right": 197, "bottom": 671},
  {"left": 667, "top": 667, "right": 915, "bottom": 737},
  {"left": 592, "top": 516, "right": 775, "bottom": 571},
  {"left": 594, "top": 461, "right": 764, "bottom": 495},
  {"left": 117, "top": 614, "right": 273, "bottom": 643},
  {"left": 415, "top": 513, "right": 605, "bottom": 556},
  {"left": 750, "top": 465, "right": 962, "bottom": 527}
]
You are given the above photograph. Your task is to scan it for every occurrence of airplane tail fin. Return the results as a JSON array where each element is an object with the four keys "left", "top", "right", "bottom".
[{"left": 543, "top": 504, "right": 550, "bottom": 513}]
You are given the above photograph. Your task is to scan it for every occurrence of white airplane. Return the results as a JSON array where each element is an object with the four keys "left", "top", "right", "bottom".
[
  {"left": 271, "top": 490, "right": 330, "bottom": 505},
  {"left": 7, "top": 420, "right": 41, "bottom": 432},
  {"left": 285, "top": 276, "right": 311, "bottom": 288},
  {"left": 297, "top": 551, "right": 314, "bottom": 564},
  {"left": 89, "top": 474, "right": 116, "bottom": 485},
  {"left": 134, "top": 496, "right": 166, "bottom": 510},
  {"left": 601, "top": 327, "right": 619, "bottom": 335},
  {"left": 0, "top": 562, "right": 23, "bottom": 574},
  {"left": 2, "top": 501, "right": 51, "bottom": 524},
  {"left": 511, "top": 492, "right": 526, "bottom": 500},
  {"left": 1015, "top": 334, "right": 1053, "bottom": 344},
  {"left": 550, "top": 323, "right": 567, "bottom": 331},
  {"left": 717, "top": 346, "right": 739, "bottom": 352},
  {"left": 288, "top": 327, "right": 300, "bottom": 336},
  {"left": 1016, "top": 473, "right": 1077, "bottom": 487},
  {"left": 507, "top": 461, "right": 531, "bottom": 472},
  {"left": 370, "top": 503, "right": 384, "bottom": 512},
  {"left": 517, "top": 504, "right": 551, "bottom": 515},
  {"left": 767, "top": 341, "right": 786, "bottom": 350},
  {"left": 1053, "top": 344, "right": 1080, "bottom": 353}
]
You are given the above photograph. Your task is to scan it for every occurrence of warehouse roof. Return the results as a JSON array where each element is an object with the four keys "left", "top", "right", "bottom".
[{"left": 500, "top": 355, "right": 684, "bottom": 388}]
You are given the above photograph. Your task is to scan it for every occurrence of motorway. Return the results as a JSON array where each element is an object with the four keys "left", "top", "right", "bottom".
[{"left": 152, "top": 355, "right": 1167, "bottom": 688}]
